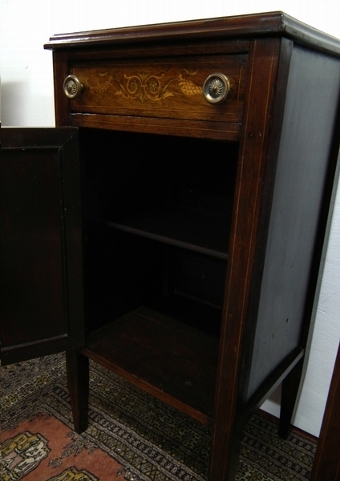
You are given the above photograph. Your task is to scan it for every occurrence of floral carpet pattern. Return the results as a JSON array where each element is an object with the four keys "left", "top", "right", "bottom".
[{"left": 1, "top": 353, "right": 316, "bottom": 480}]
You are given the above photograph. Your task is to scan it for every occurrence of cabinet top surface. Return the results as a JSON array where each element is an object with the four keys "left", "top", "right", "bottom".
[{"left": 45, "top": 11, "right": 340, "bottom": 56}]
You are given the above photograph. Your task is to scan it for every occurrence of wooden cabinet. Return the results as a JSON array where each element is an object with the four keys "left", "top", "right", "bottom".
[
  {"left": 1, "top": 11, "right": 340, "bottom": 481},
  {"left": 310, "top": 342, "right": 340, "bottom": 480}
]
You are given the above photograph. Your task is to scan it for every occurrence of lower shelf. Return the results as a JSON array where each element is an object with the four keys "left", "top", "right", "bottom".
[{"left": 82, "top": 304, "right": 220, "bottom": 424}]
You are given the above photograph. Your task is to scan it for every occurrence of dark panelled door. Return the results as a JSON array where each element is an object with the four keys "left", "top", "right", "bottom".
[{"left": 0, "top": 127, "right": 84, "bottom": 365}]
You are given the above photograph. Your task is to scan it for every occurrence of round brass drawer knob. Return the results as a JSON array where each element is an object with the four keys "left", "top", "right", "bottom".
[
  {"left": 63, "top": 75, "right": 83, "bottom": 99},
  {"left": 203, "top": 73, "right": 230, "bottom": 104}
]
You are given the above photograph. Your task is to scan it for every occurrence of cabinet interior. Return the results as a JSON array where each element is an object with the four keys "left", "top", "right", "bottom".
[{"left": 80, "top": 128, "right": 239, "bottom": 421}]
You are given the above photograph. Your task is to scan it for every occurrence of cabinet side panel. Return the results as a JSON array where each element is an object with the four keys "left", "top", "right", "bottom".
[{"left": 246, "top": 45, "right": 340, "bottom": 399}]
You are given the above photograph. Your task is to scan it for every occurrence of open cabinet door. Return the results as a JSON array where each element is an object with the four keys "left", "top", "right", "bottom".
[{"left": 0, "top": 127, "right": 84, "bottom": 365}]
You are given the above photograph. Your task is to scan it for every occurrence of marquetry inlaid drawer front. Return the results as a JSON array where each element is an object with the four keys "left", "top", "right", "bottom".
[{"left": 66, "top": 54, "right": 248, "bottom": 123}]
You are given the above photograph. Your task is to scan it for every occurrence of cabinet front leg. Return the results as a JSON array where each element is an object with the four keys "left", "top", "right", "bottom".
[
  {"left": 66, "top": 350, "right": 89, "bottom": 434},
  {"left": 210, "top": 412, "right": 244, "bottom": 481},
  {"left": 279, "top": 357, "right": 304, "bottom": 439}
]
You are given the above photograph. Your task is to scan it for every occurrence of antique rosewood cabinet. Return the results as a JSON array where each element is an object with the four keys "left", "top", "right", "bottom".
[{"left": 2, "top": 12, "right": 340, "bottom": 481}]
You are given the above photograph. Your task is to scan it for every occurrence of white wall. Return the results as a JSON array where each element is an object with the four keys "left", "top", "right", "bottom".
[{"left": 1, "top": 0, "right": 339, "bottom": 437}]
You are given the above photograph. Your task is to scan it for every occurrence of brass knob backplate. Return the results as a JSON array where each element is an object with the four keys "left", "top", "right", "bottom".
[
  {"left": 63, "top": 75, "right": 83, "bottom": 99},
  {"left": 203, "top": 73, "right": 230, "bottom": 104}
]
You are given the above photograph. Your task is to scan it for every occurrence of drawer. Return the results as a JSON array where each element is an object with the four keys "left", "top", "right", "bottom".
[{"left": 66, "top": 54, "right": 248, "bottom": 124}]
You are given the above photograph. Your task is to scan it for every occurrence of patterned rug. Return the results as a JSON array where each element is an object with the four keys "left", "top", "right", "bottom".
[{"left": 1, "top": 353, "right": 316, "bottom": 481}]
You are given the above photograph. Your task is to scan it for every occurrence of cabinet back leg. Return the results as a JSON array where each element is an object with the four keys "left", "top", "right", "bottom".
[
  {"left": 66, "top": 350, "right": 89, "bottom": 433},
  {"left": 279, "top": 357, "right": 304, "bottom": 439}
]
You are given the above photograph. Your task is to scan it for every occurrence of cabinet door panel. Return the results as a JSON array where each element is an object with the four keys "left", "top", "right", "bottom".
[{"left": 0, "top": 127, "right": 84, "bottom": 364}]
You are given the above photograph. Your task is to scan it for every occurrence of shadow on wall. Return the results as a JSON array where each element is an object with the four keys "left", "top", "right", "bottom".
[{"left": 1, "top": 82, "right": 29, "bottom": 126}]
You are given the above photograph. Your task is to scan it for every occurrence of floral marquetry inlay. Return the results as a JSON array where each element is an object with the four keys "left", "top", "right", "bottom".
[
  {"left": 70, "top": 54, "right": 247, "bottom": 124},
  {"left": 86, "top": 69, "right": 202, "bottom": 104}
]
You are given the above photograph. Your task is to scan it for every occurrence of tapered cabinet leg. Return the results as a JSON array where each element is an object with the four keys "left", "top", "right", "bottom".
[
  {"left": 210, "top": 407, "right": 244, "bottom": 481},
  {"left": 279, "top": 357, "right": 304, "bottom": 439},
  {"left": 66, "top": 350, "right": 89, "bottom": 434}
]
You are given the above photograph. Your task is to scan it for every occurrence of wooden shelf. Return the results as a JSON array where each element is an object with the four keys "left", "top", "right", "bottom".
[
  {"left": 107, "top": 204, "right": 231, "bottom": 260},
  {"left": 82, "top": 304, "right": 219, "bottom": 424}
]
